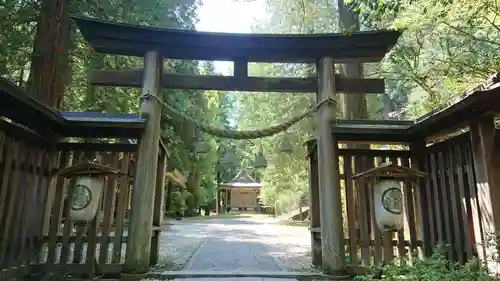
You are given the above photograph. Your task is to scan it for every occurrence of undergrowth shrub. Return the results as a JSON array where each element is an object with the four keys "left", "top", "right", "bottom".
[{"left": 354, "top": 249, "right": 498, "bottom": 281}]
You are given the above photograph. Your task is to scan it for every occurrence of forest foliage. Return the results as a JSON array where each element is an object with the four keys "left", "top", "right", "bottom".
[
  {"left": 234, "top": 0, "right": 499, "bottom": 214},
  {"left": 0, "top": 0, "right": 498, "bottom": 215}
]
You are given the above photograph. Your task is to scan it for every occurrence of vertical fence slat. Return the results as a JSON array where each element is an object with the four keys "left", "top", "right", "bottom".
[
  {"left": 17, "top": 148, "right": 36, "bottom": 266},
  {"left": 373, "top": 156, "right": 394, "bottom": 263},
  {"left": 86, "top": 208, "right": 100, "bottom": 277},
  {"left": 0, "top": 138, "right": 14, "bottom": 268},
  {"left": 36, "top": 150, "right": 56, "bottom": 263},
  {"left": 99, "top": 152, "right": 119, "bottom": 266},
  {"left": 58, "top": 177, "right": 75, "bottom": 265},
  {"left": 437, "top": 151, "right": 454, "bottom": 260},
  {"left": 0, "top": 131, "right": 5, "bottom": 162},
  {"left": 86, "top": 152, "right": 103, "bottom": 277},
  {"left": 354, "top": 155, "right": 372, "bottom": 265},
  {"left": 9, "top": 146, "right": 30, "bottom": 266},
  {"left": 367, "top": 156, "right": 383, "bottom": 264},
  {"left": 464, "top": 142, "right": 483, "bottom": 258},
  {"left": 151, "top": 150, "right": 167, "bottom": 266},
  {"left": 446, "top": 146, "right": 465, "bottom": 263},
  {"left": 0, "top": 142, "right": 23, "bottom": 268},
  {"left": 72, "top": 224, "right": 86, "bottom": 264},
  {"left": 60, "top": 151, "right": 83, "bottom": 264},
  {"left": 24, "top": 149, "right": 40, "bottom": 264},
  {"left": 429, "top": 153, "right": 444, "bottom": 244},
  {"left": 112, "top": 152, "right": 131, "bottom": 263},
  {"left": 30, "top": 149, "right": 46, "bottom": 264},
  {"left": 455, "top": 144, "right": 473, "bottom": 260},
  {"left": 46, "top": 151, "right": 69, "bottom": 264},
  {"left": 392, "top": 156, "right": 407, "bottom": 262},
  {"left": 422, "top": 153, "right": 436, "bottom": 252},
  {"left": 343, "top": 155, "right": 357, "bottom": 264},
  {"left": 401, "top": 157, "right": 418, "bottom": 257}
]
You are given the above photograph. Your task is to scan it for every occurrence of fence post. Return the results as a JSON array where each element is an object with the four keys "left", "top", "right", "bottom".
[{"left": 469, "top": 115, "right": 500, "bottom": 273}]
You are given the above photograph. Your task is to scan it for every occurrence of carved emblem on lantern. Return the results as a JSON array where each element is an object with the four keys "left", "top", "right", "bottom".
[{"left": 352, "top": 162, "right": 426, "bottom": 232}]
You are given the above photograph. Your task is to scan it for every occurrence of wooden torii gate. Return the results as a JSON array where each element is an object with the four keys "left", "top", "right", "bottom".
[{"left": 73, "top": 16, "right": 401, "bottom": 275}]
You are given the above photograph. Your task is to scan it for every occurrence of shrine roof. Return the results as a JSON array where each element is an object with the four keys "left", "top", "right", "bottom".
[
  {"left": 72, "top": 16, "right": 402, "bottom": 63},
  {"left": 219, "top": 169, "right": 262, "bottom": 189}
]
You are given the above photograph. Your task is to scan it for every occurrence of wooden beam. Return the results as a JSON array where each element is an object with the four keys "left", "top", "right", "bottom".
[
  {"left": 90, "top": 69, "right": 385, "bottom": 93},
  {"left": 234, "top": 58, "right": 248, "bottom": 78},
  {"left": 124, "top": 51, "right": 163, "bottom": 274}
]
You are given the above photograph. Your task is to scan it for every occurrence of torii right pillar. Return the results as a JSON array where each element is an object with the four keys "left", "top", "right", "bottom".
[{"left": 316, "top": 57, "right": 345, "bottom": 274}]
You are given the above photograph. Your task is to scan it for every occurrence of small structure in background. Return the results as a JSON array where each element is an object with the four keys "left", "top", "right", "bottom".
[{"left": 219, "top": 169, "right": 262, "bottom": 212}]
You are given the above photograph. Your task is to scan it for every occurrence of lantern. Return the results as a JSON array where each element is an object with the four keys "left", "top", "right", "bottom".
[
  {"left": 71, "top": 176, "right": 104, "bottom": 221},
  {"left": 352, "top": 162, "right": 426, "bottom": 232},
  {"left": 279, "top": 133, "right": 293, "bottom": 154},
  {"left": 195, "top": 141, "right": 207, "bottom": 154},
  {"left": 374, "top": 178, "right": 404, "bottom": 231},
  {"left": 221, "top": 150, "right": 237, "bottom": 165},
  {"left": 55, "top": 161, "right": 123, "bottom": 222},
  {"left": 253, "top": 146, "right": 267, "bottom": 169}
]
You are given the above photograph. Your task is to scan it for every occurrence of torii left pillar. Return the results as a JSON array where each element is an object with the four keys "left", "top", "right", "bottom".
[
  {"left": 316, "top": 57, "right": 345, "bottom": 274},
  {"left": 124, "top": 51, "right": 163, "bottom": 276}
]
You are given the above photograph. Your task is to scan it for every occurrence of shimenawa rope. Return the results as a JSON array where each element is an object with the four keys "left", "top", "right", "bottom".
[{"left": 141, "top": 93, "right": 335, "bottom": 139}]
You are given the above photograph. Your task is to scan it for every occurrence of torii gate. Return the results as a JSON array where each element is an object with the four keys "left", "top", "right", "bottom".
[{"left": 72, "top": 15, "right": 401, "bottom": 276}]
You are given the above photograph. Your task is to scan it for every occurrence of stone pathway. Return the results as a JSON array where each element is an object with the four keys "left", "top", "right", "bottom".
[
  {"left": 175, "top": 277, "right": 296, "bottom": 281},
  {"left": 183, "top": 229, "right": 281, "bottom": 271},
  {"left": 156, "top": 214, "right": 315, "bottom": 281}
]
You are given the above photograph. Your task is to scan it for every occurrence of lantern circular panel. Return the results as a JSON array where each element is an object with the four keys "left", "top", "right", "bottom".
[
  {"left": 381, "top": 187, "right": 403, "bottom": 215},
  {"left": 71, "top": 184, "right": 93, "bottom": 211}
]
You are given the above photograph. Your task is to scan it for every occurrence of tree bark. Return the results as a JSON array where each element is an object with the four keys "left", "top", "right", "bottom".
[
  {"left": 26, "top": 0, "right": 70, "bottom": 108},
  {"left": 337, "top": 0, "right": 368, "bottom": 121}
]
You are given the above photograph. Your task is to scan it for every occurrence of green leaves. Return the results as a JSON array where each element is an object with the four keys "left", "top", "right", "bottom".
[{"left": 349, "top": 0, "right": 500, "bottom": 117}]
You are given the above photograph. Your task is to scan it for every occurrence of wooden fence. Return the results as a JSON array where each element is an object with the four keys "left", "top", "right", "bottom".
[
  {"left": 309, "top": 133, "right": 481, "bottom": 267},
  {"left": 0, "top": 121, "right": 140, "bottom": 279},
  {"left": 420, "top": 133, "right": 479, "bottom": 264},
  {"left": 339, "top": 148, "right": 420, "bottom": 266},
  {"left": 0, "top": 126, "right": 53, "bottom": 280}
]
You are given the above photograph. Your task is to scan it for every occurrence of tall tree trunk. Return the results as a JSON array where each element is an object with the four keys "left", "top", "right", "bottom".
[
  {"left": 26, "top": 0, "right": 70, "bottom": 108},
  {"left": 337, "top": 0, "right": 367, "bottom": 121}
]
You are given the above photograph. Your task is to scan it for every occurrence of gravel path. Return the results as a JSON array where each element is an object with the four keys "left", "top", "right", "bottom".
[{"left": 158, "top": 215, "right": 315, "bottom": 273}]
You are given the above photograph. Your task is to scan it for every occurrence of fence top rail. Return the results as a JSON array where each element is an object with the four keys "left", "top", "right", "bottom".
[
  {"left": 304, "top": 74, "right": 500, "bottom": 145},
  {"left": 1, "top": 77, "right": 147, "bottom": 139}
]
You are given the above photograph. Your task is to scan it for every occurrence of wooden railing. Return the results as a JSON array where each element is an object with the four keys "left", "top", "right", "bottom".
[
  {"left": 0, "top": 123, "right": 54, "bottom": 280},
  {"left": 339, "top": 148, "right": 420, "bottom": 265},
  {"left": 308, "top": 134, "right": 480, "bottom": 267},
  {"left": 0, "top": 120, "right": 141, "bottom": 279},
  {"left": 421, "top": 134, "right": 478, "bottom": 264}
]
